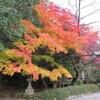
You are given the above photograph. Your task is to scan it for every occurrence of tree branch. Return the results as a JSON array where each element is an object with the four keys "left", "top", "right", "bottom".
[
  {"left": 64, "top": 0, "right": 76, "bottom": 11},
  {"left": 80, "top": 55, "right": 100, "bottom": 72},
  {"left": 80, "top": 9, "right": 100, "bottom": 20},
  {"left": 70, "top": 56, "right": 79, "bottom": 72},
  {"left": 81, "top": 0, "right": 96, "bottom": 9},
  {"left": 84, "top": 56, "right": 99, "bottom": 66},
  {"left": 84, "top": 21, "right": 100, "bottom": 26}
]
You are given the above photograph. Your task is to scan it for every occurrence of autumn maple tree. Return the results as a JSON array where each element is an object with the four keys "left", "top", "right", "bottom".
[{"left": 0, "top": 0, "right": 99, "bottom": 84}]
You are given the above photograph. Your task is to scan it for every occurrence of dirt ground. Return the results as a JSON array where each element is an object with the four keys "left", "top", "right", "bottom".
[{"left": 0, "top": 85, "right": 24, "bottom": 98}]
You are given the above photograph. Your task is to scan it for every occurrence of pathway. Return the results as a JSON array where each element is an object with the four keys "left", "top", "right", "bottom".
[{"left": 66, "top": 92, "right": 100, "bottom": 100}]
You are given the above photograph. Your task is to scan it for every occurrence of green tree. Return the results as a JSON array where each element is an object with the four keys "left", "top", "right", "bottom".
[{"left": 0, "top": 0, "right": 41, "bottom": 49}]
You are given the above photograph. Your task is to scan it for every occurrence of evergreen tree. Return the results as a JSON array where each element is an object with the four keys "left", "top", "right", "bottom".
[{"left": 0, "top": 0, "right": 41, "bottom": 49}]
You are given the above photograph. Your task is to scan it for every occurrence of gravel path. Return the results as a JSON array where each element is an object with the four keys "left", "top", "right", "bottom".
[{"left": 66, "top": 92, "right": 100, "bottom": 100}]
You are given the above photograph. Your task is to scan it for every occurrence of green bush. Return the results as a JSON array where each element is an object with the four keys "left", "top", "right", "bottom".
[
  {"left": 16, "top": 84, "right": 100, "bottom": 100},
  {"left": 74, "top": 79, "right": 83, "bottom": 85},
  {"left": 96, "top": 83, "right": 100, "bottom": 89}
]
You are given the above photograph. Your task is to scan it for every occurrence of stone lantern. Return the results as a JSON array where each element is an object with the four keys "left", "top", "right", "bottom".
[{"left": 25, "top": 75, "right": 34, "bottom": 95}]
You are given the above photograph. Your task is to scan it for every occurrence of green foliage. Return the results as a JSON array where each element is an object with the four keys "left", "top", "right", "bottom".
[
  {"left": 0, "top": 92, "right": 9, "bottom": 98},
  {"left": 84, "top": 66, "right": 100, "bottom": 83},
  {"left": 32, "top": 8, "right": 43, "bottom": 27},
  {"left": 0, "top": 0, "right": 24, "bottom": 48},
  {"left": 97, "top": 83, "right": 100, "bottom": 89},
  {"left": 0, "top": 0, "right": 42, "bottom": 49},
  {"left": 95, "top": 71, "right": 100, "bottom": 83},
  {"left": 54, "top": 52, "right": 76, "bottom": 76},
  {"left": 0, "top": 42, "right": 6, "bottom": 51},
  {"left": 74, "top": 79, "right": 83, "bottom": 85},
  {"left": 32, "top": 55, "right": 57, "bottom": 66},
  {"left": 0, "top": 0, "right": 41, "bottom": 20},
  {"left": 12, "top": 0, "right": 41, "bottom": 21},
  {"left": 32, "top": 55, "right": 60, "bottom": 72},
  {"left": 15, "top": 84, "right": 100, "bottom": 100},
  {"left": 32, "top": 55, "right": 41, "bottom": 64},
  {"left": 60, "top": 77, "right": 72, "bottom": 86}
]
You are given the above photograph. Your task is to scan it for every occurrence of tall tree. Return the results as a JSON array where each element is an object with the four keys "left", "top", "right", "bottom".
[
  {"left": 0, "top": 0, "right": 99, "bottom": 87},
  {"left": 48, "top": 0, "right": 100, "bottom": 85}
]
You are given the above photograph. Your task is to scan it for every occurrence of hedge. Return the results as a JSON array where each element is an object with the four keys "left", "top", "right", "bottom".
[{"left": 16, "top": 84, "right": 100, "bottom": 100}]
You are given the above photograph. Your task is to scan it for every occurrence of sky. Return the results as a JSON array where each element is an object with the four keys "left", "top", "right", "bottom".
[{"left": 49, "top": 0, "right": 100, "bottom": 30}]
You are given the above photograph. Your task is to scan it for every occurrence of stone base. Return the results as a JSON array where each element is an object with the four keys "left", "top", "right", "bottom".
[{"left": 25, "top": 88, "right": 34, "bottom": 95}]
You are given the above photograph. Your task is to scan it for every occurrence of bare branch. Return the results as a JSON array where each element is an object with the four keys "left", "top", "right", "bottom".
[
  {"left": 84, "top": 21, "right": 100, "bottom": 26},
  {"left": 80, "top": 9, "right": 100, "bottom": 20},
  {"left": 75, "top": 0, "right": 78, "bottom": 10},
  {"left": 64, "top": 0, "right": 76, "bottom": 11},
  {"left": 81, "top": 0, "right": 96, "bottom": 9}
]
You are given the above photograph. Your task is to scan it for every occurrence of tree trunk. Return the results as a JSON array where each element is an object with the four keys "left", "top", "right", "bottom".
[
  {"left": 71, "top": 71, "right": 79, "bottom": 85},
  {"left": 53, "top": 81, "right": 57, "bottom": 88},
  {"left": 58, "top": 78, "right": 63, "bottom": 88},
  {"left": 0, "top": 72, "right": 2, "bottom": 81},
  {"left": 42, "top": 78, "right": 47, "bottom": 89},
  {"left": 40, "top": 77, "right": 47, "bottom": 89},
  {"left": 59, "top": 81, "right": 62, "bottom": 88}
]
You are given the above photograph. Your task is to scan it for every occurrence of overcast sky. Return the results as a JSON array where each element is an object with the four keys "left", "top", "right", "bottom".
[{"left": 49, "top": 0, "right": 100, "bottom": 30}]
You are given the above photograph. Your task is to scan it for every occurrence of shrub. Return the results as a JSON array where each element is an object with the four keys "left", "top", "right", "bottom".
[
  {"left": 15, "top": 84, "right": 100, "bottom": 100},
  {"left": 74, "top": 79, "right": 83, "bottom": 85}
]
